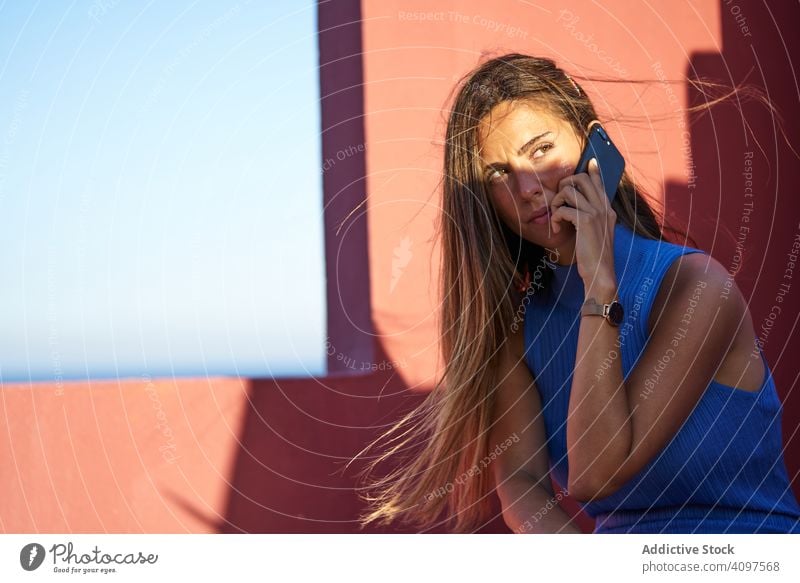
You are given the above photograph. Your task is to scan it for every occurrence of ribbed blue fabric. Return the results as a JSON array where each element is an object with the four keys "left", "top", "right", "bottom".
[{"left": 523, "top": 222, "right": 800, "bottom": 533}]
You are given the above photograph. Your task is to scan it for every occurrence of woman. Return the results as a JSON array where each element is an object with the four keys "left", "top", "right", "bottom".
[{"left": 352, "top": 53, "right": 800, "bottom": 534}]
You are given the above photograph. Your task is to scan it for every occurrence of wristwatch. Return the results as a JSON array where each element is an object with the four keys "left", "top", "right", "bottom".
[{"left": 581, "top": 297, "right": 624, "bottom": 326}]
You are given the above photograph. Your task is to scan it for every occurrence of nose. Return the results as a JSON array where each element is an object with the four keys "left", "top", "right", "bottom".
[{"left": 516, "top": 167, "right": 544, "bottom": 201}]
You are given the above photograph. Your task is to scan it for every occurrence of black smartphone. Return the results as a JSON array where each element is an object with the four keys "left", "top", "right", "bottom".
[{"left": 574, "top": 121, "right": 625, "bottom": 202}]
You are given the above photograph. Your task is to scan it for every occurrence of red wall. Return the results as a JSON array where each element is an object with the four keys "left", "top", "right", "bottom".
[{"left": 2, "top": 0, "right": 798, "bottom": 534}]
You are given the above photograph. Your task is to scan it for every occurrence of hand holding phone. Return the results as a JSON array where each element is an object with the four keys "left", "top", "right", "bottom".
[{"left": 573, "top": 120, "right": 625, "bottom": 203}]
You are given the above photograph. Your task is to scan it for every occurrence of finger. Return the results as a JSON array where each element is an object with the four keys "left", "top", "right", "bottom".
[
  {"left": 559, "top": 171, "right": 602, "bottom": 209},
  {"left": 550, "top": 204, "right": 581, "bottom": 234},
  {"left": 551, "top": 182, "right": 588, "bottom": 213}
]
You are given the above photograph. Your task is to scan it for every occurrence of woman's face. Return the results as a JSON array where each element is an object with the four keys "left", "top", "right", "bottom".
[{"left": 477, "top": 100, "right": 583, "bottom": 248}]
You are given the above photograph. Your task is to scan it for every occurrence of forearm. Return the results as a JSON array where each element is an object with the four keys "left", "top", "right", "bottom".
[
  {"left": 566, "top": 280, "right": 633, "bottom": 497},
  {"left": 498, "top": 474, "right": 583, "bottom": 534}
]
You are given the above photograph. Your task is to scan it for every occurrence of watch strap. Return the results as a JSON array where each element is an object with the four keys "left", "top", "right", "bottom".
[
  {"left": 581, "top": 298, "right": 608, "bottom": 318},
  {"left": 581, "top": 298, "right": 623, "bottom": 326}
]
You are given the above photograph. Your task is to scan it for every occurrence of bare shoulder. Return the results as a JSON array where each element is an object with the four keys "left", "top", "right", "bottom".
[
  {"left": 646, "top": 251, "right": 762, "bottom": 390},
  {"left": 648, "top": 252, "right": 745, "bottom": 337}
]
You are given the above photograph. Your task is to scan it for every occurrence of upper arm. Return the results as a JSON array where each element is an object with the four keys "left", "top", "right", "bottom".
[
  {"left": 489, "top": 323, "right": 552, "bottom": 496},
  {"left": 590, "top": 252, "right": 744, "bottom": 498}
]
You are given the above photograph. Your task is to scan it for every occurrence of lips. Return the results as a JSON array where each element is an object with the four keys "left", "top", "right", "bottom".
[{"left": 527, "top": 206, "right": 549, "bottom": 222}]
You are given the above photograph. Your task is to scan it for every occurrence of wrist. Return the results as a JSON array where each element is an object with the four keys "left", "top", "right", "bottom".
[
  {"left": 582, "top": 288, "right": 624, "bottom": 327},
  {"left": 584, "top": 280, "right": 618, "bottom": 303}
]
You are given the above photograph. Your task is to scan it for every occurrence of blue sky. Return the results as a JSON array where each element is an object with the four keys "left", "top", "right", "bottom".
[{"left": 0, "top": 1, "right": 327, "bottom": 381}]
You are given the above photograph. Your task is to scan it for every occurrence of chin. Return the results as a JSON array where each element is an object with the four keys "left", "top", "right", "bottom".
[{"left": 521, "top": 221, "right": 575, "bottom": 245}]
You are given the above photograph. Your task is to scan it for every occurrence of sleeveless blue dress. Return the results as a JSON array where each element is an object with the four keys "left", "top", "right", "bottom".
[{"left": 523, "top": 221, "right": 800, "bottom": 533}]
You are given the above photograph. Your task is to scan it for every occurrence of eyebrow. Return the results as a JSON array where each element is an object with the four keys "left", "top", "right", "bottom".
[{"left": 483, "top": 131, "right": 553, "bottom": 175}]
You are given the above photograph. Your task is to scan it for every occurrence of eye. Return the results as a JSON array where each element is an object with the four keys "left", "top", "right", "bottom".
[
  {"left": 530, "top": 142, "right": 554, "bottom": 159},
  {"left": 486, "top": 168, "right": 507, "bottom": 183}
]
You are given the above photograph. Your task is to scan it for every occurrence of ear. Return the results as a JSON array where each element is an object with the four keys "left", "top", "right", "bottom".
[{"left": 586, "top": 119, "right": 602, "bottom": 133}]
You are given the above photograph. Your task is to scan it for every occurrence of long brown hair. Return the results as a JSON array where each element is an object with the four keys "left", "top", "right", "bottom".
[{"left": 346, "top": 52, "right": 772, "bottom": 533}]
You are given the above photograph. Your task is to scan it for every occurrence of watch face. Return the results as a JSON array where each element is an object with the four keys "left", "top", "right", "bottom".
[{"left": 608, "top": 301, "right": 624, "bottom": 326}]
